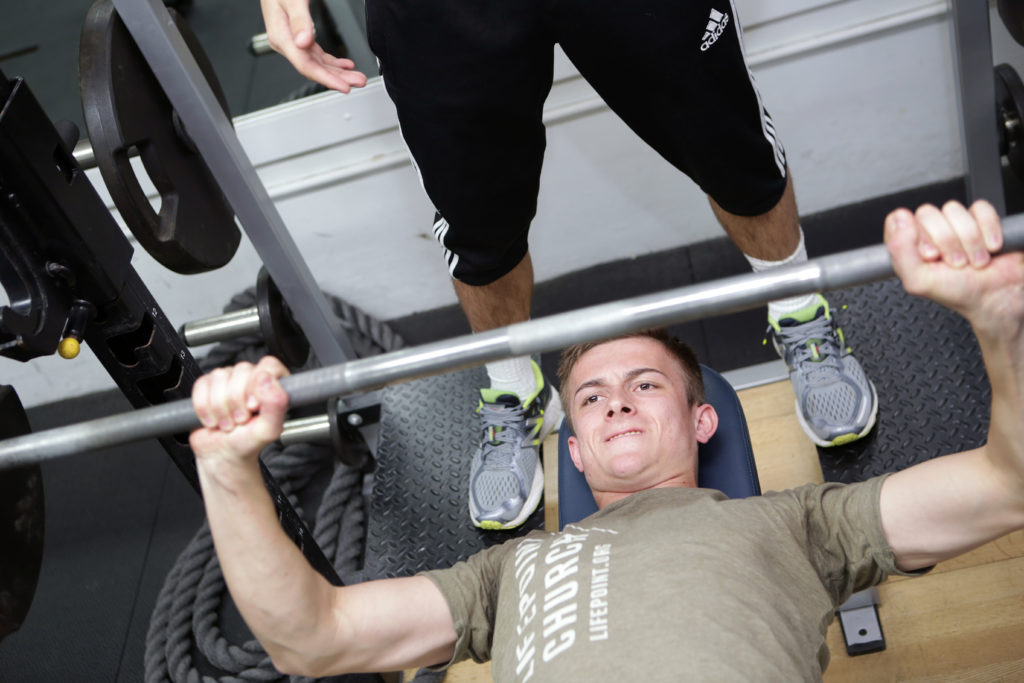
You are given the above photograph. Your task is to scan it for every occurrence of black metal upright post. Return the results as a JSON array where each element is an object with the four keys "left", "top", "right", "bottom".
[
  {"left": 950, "top": 0, "right": 1008, "bottom": 214},
  {"left": 0, "top": 69, "right": 343, "bottom": 585}
]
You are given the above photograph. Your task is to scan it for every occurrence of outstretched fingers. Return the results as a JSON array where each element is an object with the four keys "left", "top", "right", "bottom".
[
  {"left": 259, "top": 0, "right": 367, "bottom": 93},
  {"left": 301, "top": 45, "right": 368, "bottom": 92}
]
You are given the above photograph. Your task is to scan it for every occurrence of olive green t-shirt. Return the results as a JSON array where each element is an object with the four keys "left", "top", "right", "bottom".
[{"left": 425, "top": 476, "right": 908, "bottom": 681}]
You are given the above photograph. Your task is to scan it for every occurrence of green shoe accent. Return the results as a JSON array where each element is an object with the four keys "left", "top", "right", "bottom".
[
  {"left": 479, "top": 520, "right": 506, "bottom": 530},
  {"left": 828, "top": 433, "right": 863, "bottom": 447},
  {"left": 480, "top": 387, "right": 510, "bottom": 403},
  {"left": 479, "top": 361, "right": 545, "bottom": 407},
  {"left": 768, "top": 294, "right": 832, "bottom": 330}
]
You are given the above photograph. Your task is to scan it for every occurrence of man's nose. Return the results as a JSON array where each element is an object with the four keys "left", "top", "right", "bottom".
[{"left": 606, "top": 391, "right": 633, "bottom": 417}]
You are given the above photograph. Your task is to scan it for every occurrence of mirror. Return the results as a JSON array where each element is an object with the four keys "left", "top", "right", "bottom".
[{"left": 0, "top": 0, "right": 380, "bottom": 143}]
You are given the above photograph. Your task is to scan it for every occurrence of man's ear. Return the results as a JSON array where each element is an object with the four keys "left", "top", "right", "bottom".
[
  {"left": 694, "top": 403, "right": 719, "bottom": 444},
  {"left": 567, "top": 435, "right": 585, "bottom": 473}
]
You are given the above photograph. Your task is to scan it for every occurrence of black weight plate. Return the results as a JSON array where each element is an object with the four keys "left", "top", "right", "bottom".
[
  {"left": 256, "top": 267, "right": 310, "bottom": 369},
  {"left": 79, "top": 0, "right": 240, "bottom": 274},
  {"left": 999, "top": 0, "right": 1024, "bottom": 48},
  {"left": 0, "top": 385, "right": 44, "bottom": 642},
  {"left": 995, "top": 63, "right": 1024, "bottom": 180}
]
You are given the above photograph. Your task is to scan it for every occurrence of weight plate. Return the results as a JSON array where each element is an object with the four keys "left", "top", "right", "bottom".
[
  {"left": 79, "top": 0, "right": 240, "bottom": 274},
  {"left": 995, "top": 63, "right": 1024, "bottom": 181},
  {"left": 0, "top": 385, "right": 44, "bottom": 642},
  {"left": 999, "top": 0, "right": 1024, "bottom": 48},
  {"left": 257, "top": 267, "right": 310, "bottom": 369}
]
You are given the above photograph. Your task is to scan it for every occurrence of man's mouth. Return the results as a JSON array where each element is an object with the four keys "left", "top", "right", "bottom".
[{"left": 606, "top": 430, "right": 642, "bottom": 442}]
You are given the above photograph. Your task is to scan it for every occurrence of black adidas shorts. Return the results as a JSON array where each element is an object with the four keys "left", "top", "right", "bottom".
[{"left": 366, "top": 0, "right": 788, "bottom": 285}]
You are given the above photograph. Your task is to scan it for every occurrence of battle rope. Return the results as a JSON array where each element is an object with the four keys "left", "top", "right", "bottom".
[{"left": 144, "top": 288, "right": 406, "bottom": 683}]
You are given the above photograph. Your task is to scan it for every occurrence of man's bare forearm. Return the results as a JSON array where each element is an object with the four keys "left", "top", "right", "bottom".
[
  {"left": 196, "top": 455, "right": 343, "bottom": 674},
  {"left": 882, "top": 309, "right": 1024, "bottom": 571},
  {"left": 977, "top": 326, "right": 1024, "bottom": 506},
  {"left": 188, "top": 359, "right": 458, "bottom": 676},
  {"left": 880, "top": 203, "right": 1024, "bottom": 570}
]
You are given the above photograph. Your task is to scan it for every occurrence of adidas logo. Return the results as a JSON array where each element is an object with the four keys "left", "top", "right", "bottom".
[{"left": 701, "top": 8, "right": 729, "bottom": 52}]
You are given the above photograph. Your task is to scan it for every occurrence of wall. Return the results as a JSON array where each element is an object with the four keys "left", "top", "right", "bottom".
[{"left": 2, "top": 0, "right": 1018, "bottom": 407}]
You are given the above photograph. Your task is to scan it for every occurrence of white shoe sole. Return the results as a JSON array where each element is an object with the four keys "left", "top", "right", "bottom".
[{"left": 796, "top": 379, "right": 879, "bottom": 448}]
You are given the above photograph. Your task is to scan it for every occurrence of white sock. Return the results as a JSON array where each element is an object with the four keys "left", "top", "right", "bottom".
[
  {"left": 743, "top": 228, "right": 821, "bottom": 319},
  {"left": 486, "top": 356, "right": 538, "bottom": 400}
]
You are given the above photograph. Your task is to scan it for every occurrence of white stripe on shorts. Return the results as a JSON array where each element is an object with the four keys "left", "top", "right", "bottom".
[
  {"left": 381, "top": 75, "right": 461, "bottom": 277},
  {"left": 725, "top": 0, "right": 786, "bottom": 178},
  {"left": 432, "top": 216, "right": 460, "bottom": 276}
]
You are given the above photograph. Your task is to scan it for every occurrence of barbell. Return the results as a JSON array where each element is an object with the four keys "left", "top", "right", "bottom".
[{"left": 2, "top": 217, "right": 1023, "bottom": 469}]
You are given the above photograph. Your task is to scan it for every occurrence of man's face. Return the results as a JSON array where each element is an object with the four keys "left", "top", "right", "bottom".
[{"left": 566, "top": 337, "right": 717, "bottom": 500}]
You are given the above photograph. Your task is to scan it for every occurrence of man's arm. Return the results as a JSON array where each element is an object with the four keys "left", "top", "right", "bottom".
[
  {"left": 259, "top": 0, "right": 368, "bottom": 93},
  {"left": 189, "top": 357, "right": 456, "bottom": 676},
  {"left": 879, "top": 200, "right": 1024, "bottom": 571}
]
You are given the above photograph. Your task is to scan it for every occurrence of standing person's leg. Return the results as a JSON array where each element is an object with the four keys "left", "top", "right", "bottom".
[
  {"left": 710, "top": 173, "right": 800, "bottom": 262},
  {"left": 552, "top": 0, "right": 877, "bottom": 446},
  {"left": 453, "top": 254, "right": 534, "bottom": 334},
  {"left": 711, "top": 171, "right": 821, "bottom": 318},
  {"left": 367, "top": 0, "right": 562, "bottom": 529}
]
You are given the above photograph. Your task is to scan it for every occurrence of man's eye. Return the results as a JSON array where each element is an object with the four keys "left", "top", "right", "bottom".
[
  {"left": 582, "top": 395, "right": 599, "bottom": 405},
  {"left": 637, "top": 382, "right": 654, "bottom": 391}
]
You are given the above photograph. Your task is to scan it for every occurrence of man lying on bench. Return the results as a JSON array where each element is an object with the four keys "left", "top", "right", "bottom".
[{"left": 188, "top": 200, "right": 1024, "bottom": 680}]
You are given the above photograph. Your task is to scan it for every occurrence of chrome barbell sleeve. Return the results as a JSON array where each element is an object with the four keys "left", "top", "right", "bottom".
[
  {"left": 279, "top": 414, "right": 332, "bottom": 446},
  {"left": 180, "top": 307, "right": 261, "bottom": 347}
]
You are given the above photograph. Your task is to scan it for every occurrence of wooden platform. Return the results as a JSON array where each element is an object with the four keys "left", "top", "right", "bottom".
[{"left": 404, "top": 379, "right": 1024, "bottom": 682}]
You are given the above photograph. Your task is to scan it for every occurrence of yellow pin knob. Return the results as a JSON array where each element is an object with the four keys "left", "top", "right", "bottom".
[{"left": 58, "top": 337, "right": 81, "bottom": 359}]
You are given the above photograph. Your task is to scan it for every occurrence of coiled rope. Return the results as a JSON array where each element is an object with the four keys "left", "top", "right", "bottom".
[{"left": 145, "top": 288, "right": 405, "bottom": 683}]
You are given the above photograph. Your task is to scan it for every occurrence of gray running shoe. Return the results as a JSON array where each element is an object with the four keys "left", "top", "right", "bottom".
[
  {"left": 768, "top": 295, "right": 878, "bottom": 447},
  {"left": 469, "top": 361, "right": 563, "bottom": 530}
]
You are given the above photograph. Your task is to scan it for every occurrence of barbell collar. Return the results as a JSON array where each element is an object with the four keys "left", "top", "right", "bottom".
[{"left": 3, "top": 216, "right": 1023, "bottom": 470}]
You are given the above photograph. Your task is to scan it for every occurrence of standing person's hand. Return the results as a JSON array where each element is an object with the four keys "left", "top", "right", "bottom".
[{"left": 260, "top": 0, "right": 368, "bottom": 93}]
